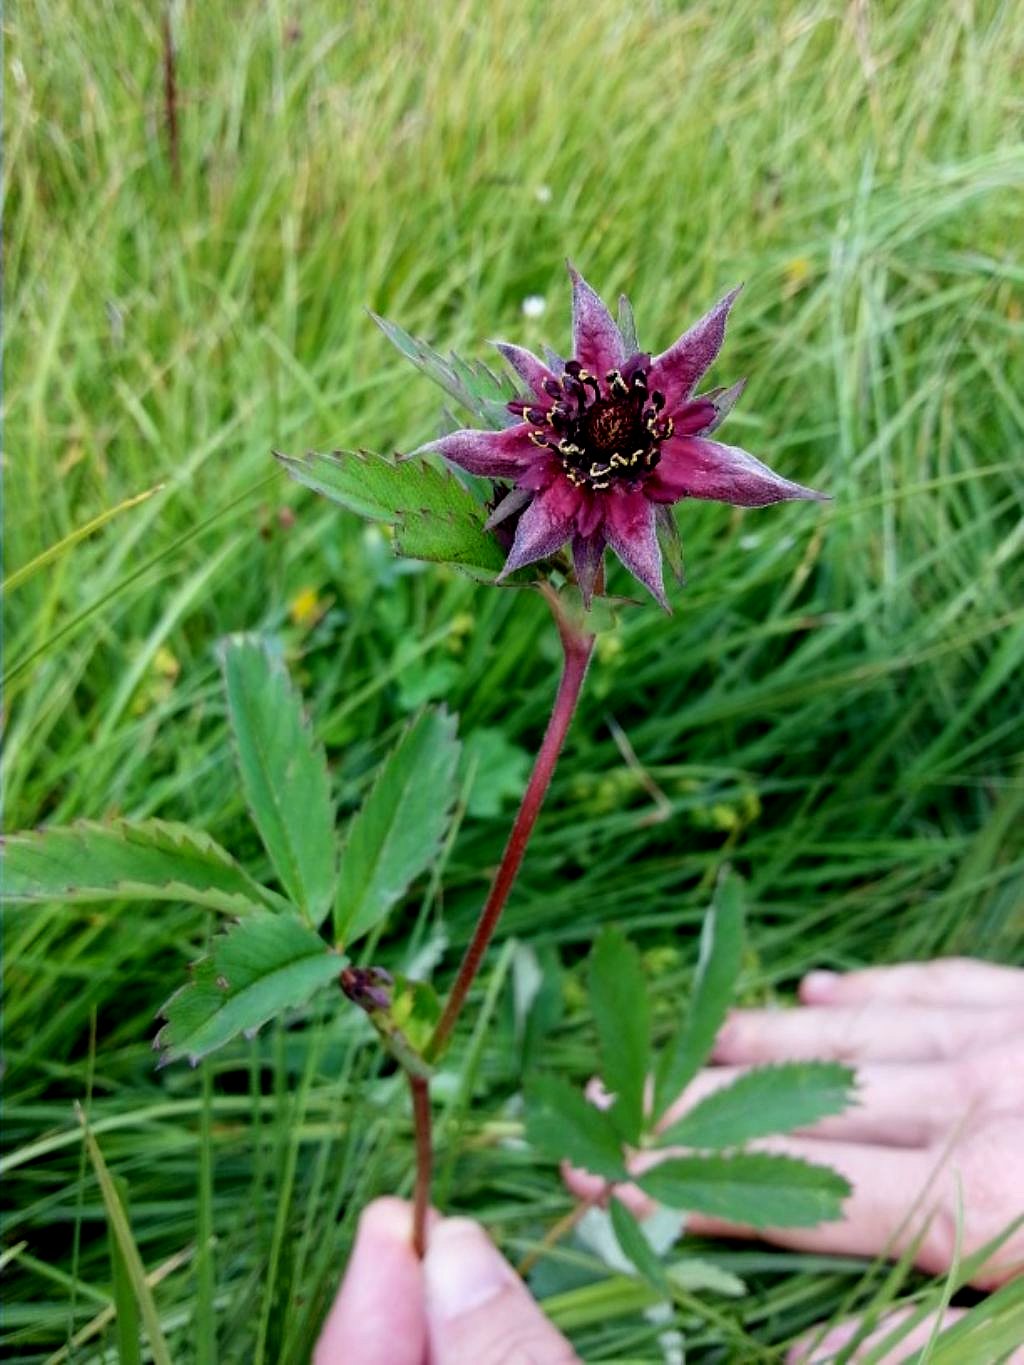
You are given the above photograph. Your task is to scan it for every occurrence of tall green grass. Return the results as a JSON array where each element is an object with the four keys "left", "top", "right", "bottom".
[{"left": 4, "top": 0, "right": 1023, "bottom": 1358}]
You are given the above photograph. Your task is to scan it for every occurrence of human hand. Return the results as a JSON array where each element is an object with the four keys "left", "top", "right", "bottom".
[
  {"left": 564, "top": 957, "right": 1024, "bottom": 1360},
  {"left": 315, "top": 1197, "right": 579, "bottom": 1365}
]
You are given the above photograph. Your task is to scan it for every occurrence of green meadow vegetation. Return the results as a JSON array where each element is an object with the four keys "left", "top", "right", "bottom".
[{"left": 4, "top": 0, "right": 1023, "bottom": 1359}]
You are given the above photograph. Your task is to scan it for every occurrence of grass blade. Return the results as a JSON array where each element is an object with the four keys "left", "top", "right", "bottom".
[{"left": 76, "top": 1107, "right": 173, "bottom": 1365}]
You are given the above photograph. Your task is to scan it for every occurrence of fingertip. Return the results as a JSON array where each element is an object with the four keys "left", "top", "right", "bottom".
[
  {"left": 357, "top": 1196, "right": 415, "bottom": 1242},
  {"left": 786, "top": 1324, "right": 846, "bottom": 1364},
  {"left": 560, "top": 1161, "right": 607, "bottom": 1203},
  {"left": 710, "top": 1012, "right": 744, "bottom": 1060},
  {"left": 799, "top": 970, "right": 840, "bottom": 1004},
  {"left": 425, "top": 1218, "right": 519, "bottom": 1321},
  {"left": 315, "top": 1198, "right": 428, "bottom": 1365},
  {"left": 584, "top": 1076, "right": 614, "bottom": 1109},
  {"left": 425, "top": 1216, "right": 581, "bottom": 1363}
]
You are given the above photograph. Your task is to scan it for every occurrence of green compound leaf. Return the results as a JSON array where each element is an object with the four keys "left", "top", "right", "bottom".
[
  {"left": 525, "top": 1074, "right": 626, "bottom": 1183},
  {"left": 335, "top": 708, "right": 460, "bottom": 947},
  {"left": 653, "top": 868, "right": 745, "bottom": 1121},
  {"left": 370, "top": 313, "right": 518, "bottom": 429},
  {"left": 393, "top": 507, "right": 507, "bottom": 580},
  {"left": 277, "top": 449, "right": 511, "bottom": 581},
  {"left": 589, "top": 927, "right": 650, "bottom": 1145},
  {"left": 156, "top": 912, "right": 340, "bottom": 1066},
  {"left": 658, "top": 1062, "right": 857, "bottom": 1150},
  {"left": 609, "top": 1198, "right": 670, "bottom": 1294},
  {"left": 276, "top": 449, "right": 484, "bottom": 526},
  {"left": 1, "top": 819, "right": 277, "bottom": 915},
  {"left": 637, "top": 1152, "right": 851, "bottom": 1228},
  {"left": 219, "top": 636, "right": 336, "bottom": 926}
]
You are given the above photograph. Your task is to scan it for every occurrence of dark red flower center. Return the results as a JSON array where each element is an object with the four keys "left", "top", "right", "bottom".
[{"left": 511, "top": 357, "right": 673, "bottom": 491}]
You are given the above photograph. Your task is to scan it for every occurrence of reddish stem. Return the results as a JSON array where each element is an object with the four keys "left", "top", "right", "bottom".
[
  {"left": 409, "top": 587, "right": 596, "bottom": 1256},
  {"left": 425, "top": 607, "right": 594, "bottom": 1063},
  {"left": 409, "top": 1073, "right": 432, "bottom": 1257}
]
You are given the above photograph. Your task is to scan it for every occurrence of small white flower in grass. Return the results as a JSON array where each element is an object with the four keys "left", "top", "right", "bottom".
[
  {"left": 534, "top": 184, "right": 553, "bottom": 204},
  {"left": 521, "top": 294, "right": 547, "bottom": 319}
]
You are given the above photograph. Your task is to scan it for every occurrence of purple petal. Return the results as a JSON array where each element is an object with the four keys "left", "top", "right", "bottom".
[
  {"left": 418, "top": 424, "right": 540, "bottom": 479},
  {"left": 568, "top": 263, "right": 625, "bottom": 376},
  {"left": 674, "top": 398, "right": 719, "bottom": 436},
  {"left": 498, "top": 478, "right": 582, "bottom": 578},
  {"left": 572, "top": 530, "right": 606, "bottom": 607},
  {"left": 491, "top": 341, "right": 556, "bottom": 400},
  {"left": 649, "top": 436, "right": 828, "bottom": 508},
  {"left": 603, "top": 491, "right": 668, "bottom": 609},
  {"left": 648, "top": 286, "right": 742, "bottom": 410}
]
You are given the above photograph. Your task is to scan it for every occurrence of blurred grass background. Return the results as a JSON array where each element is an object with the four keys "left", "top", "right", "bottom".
[{"left": 3, "top": 0, "right": 1023, "bottom": 1359}]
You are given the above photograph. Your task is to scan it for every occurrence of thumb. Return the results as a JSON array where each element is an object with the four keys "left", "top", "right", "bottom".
[{"left": 424, "top": 1218, "right": 580, "bottom": 1365}]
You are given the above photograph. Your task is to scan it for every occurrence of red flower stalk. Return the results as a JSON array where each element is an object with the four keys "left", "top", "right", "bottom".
[{"left": 419, "top": 265, "right": 826, "bottom": 608}]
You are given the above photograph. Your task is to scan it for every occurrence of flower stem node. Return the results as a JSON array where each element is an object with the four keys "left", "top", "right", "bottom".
[{"left": 340, "top": 967, "right": 439, "bottom": 1080}]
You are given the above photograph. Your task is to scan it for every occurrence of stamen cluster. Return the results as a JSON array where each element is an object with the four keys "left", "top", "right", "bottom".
[{"left": 511, "top": 360, "right": 674, "bottom": 491}]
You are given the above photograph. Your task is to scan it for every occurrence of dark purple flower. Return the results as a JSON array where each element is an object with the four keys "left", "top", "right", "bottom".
[{"left": 419, "top": 266, "right": 826, "bottom": 608}]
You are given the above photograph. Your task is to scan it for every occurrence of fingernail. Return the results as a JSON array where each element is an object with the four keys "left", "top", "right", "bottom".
[
  {"left": 425, "top": 1219, "right": 516, "bottom": 1321},
  {"left": 802, "top": 970, "right": 839, "bottom": 1002}
]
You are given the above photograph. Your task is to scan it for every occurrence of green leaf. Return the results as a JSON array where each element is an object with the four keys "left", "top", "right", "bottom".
[
  {"left": 276, "top": 449, "right": 484, "bottom": 526},
  {"left": 636, "top": 1152, "right": 851, "bottom": 1228},
  {"left": 589, "top": 927, "right": 650, "bottom": 1144},
  {"left": 0, "top": 819, "right": 277, "bottom": 915},
  {"left": 335, "top": 708, "right": 460, "bottom": 946},
  {"left": 525, "top": 1074, "right": 627, "bottom": 1182},
  {"left": 653, "top": 868, "right": 745, "bottom": 1120},
  {"left": 609, "top": 1198, "right": 670, "bottom": 1294},
  {"left": 156, "top": 912, "right": 340, "bottom": 1066},
  {"left": 658, "top": 1062, "right": 857, "bottom": 1150},
  {"left": 370, "top": 313, "right": 518, "bottom": 428},
  {"left": 393, "top": 508, "right": 507, "bottom": 580},
  {"left": 277, "top": 449, "right": 512, "bottom": 581},
  {"left": 219, "top": 636, "right": 335, "bottom": 925},
  {"left": 666, "top": 1258, "right": 746, "bottom": 1298}
]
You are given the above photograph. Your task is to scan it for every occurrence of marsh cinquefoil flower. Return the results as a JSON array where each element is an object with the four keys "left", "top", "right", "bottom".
[{"left": 422, "top": 267, "right": 826, "bottom": 608}]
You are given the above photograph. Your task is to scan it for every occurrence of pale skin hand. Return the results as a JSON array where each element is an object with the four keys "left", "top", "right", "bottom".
[
  {"left": 315, "top": 1198, "right": 579, "bottom": 1365},
  {"left": 318, "top": 961, "right": 1023, "bottom": 1364},
  {"left": 564, "top": 958, "right": 1024, "bottom": 1363}
]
